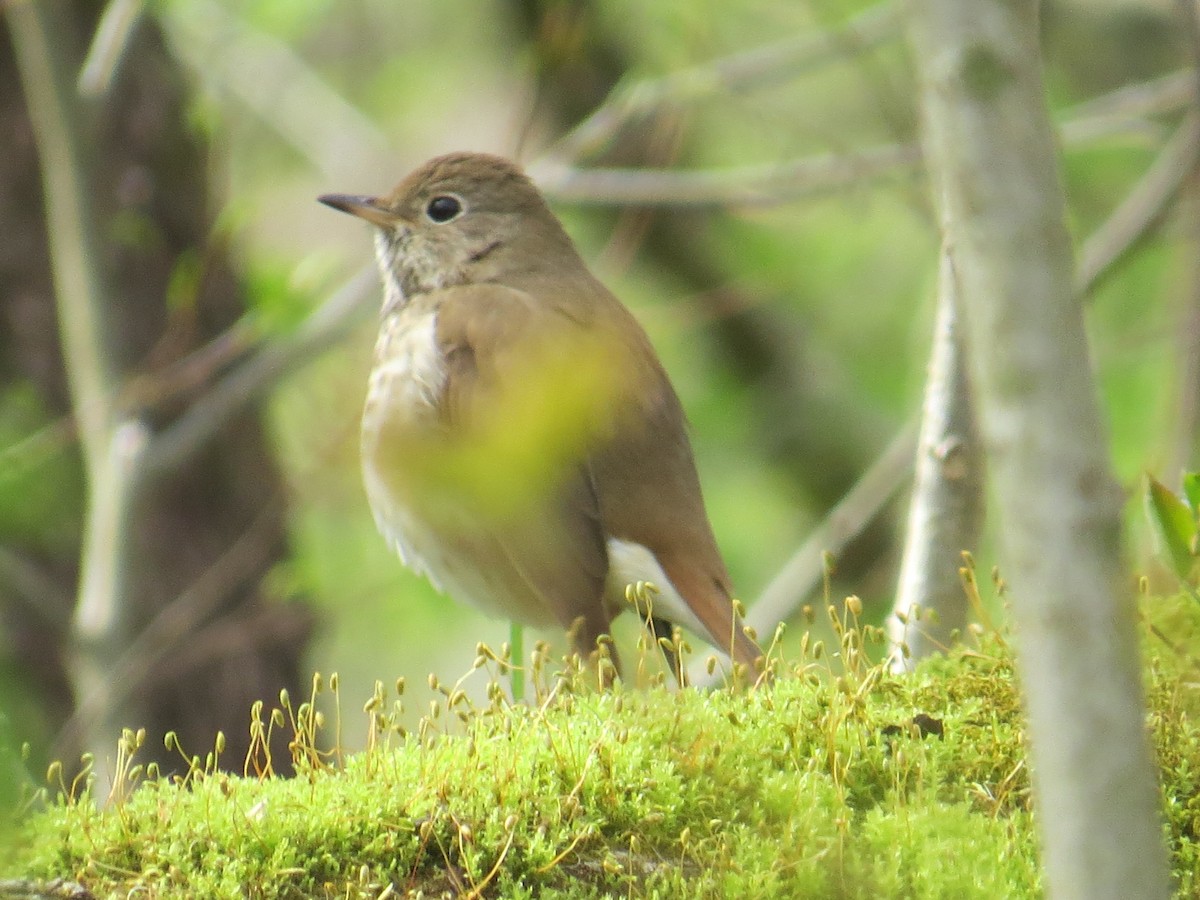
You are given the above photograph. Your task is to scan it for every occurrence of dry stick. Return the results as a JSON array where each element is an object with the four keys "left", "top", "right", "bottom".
[
  {"left": 535, "top": 143, "right": 921, "bottom": 208},
  {"left": 535, "top": 62, "right": 1195, "bottom": 208},
  {"left": 1064, "top": 69, "right": 1193, "bottom": 126},
  {"left": 686, "top": 423, "right": 918, "bottom": 684},
  {"left": 0, "top": 546, "right": 74, "bottom": 627},
  {"left": 742, "top": 424, "right": 918, "bottom": 637},
  {"left": 535, "top": 94, "right": 1194, "bottom": 209},
  {"left": 122, "top": 318, "right": 259, "bottom": 414}
]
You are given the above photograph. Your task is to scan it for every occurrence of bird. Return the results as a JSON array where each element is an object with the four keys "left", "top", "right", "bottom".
[{"left": 319, "top": 151, "right": 761, "bottom": 680}]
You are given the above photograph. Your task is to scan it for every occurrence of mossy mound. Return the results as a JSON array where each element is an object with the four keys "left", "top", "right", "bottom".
[{"left": 3, "top": 596, "right": 1198, "bottom": 898}]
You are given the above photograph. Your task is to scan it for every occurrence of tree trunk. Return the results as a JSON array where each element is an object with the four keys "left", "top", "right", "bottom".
[
  {"left": 906, "top": 0, "right": 1171, "bottom": 896},
  {"left": 1, "top": 0, "right": 312, "bottom": 779}
]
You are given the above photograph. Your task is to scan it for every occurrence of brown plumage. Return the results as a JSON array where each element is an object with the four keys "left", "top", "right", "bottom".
[{"left": 320, "top": 152, "right": 761, "bottom": 677}]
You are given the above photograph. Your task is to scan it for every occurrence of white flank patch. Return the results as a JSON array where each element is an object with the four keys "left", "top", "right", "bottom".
[{"left": 605, "top": 538, "right": 708, "bottom": 639}]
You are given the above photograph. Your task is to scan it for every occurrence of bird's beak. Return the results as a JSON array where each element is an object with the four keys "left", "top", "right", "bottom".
[{"left": 318, "top": 193, "right": 399, "bottom": 229}]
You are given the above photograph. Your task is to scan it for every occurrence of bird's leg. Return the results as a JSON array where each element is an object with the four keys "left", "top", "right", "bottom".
[
  {"left": 567, "top": 614, "right": 621, "bottom": 688},
  {"left": 649, "top": 616, "right": 688, "bottom": 687}
]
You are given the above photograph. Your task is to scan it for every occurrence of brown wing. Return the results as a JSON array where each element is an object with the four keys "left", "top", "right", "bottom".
[
  {"left": 433, "top": 284, "right": 613, "bottom": 656},
  {"left": 589, "top": 307, "right": 762, "bottom": 668}
]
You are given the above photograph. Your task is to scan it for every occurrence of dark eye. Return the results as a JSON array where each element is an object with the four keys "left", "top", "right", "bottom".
[{"left": 426, "top": 195, "right": 463, "bottom": 223}]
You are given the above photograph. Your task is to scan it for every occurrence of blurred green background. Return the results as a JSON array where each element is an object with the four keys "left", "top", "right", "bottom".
[{"left": 2, "top": 0, "right": 1195, "bottom": 763}]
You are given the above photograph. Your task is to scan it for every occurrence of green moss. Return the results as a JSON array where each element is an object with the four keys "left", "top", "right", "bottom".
[{"left": 4, "top": 597, "right": 1199, "bottom": 898}]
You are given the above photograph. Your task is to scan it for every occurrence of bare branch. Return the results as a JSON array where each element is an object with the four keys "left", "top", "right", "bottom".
[
  {"left": 1076, "top": 112, "right": 1200, "bottom": 296},
  {"left": 77, "top": 0, "right": 147, "bottom": 97},
  {"left": 533, "top": 143, "right": 921, "bottom": 208},
  {"left": 533, "top": 68, "right": 1194, "bottom": 210},
  {"left": 55, "top": 497, "right": 285, "bottom": 765},
  {"left": 1060, "top": 69, "right": 1193, "bottom": 145},
  {"left": 745, "top": 420, "right": 917, "bottom": 638},
  {"left": 0, "top": 546, "right": 74, "bottom": 626},
  {"left": 9, "top": 0, "right": 116, "bottom": 477},
  {"left": 159, "top": 0, "right": 389, "bottom": 179},
  {"left": 141, "top": 267, "right": 377, "bottom": 479},
  {"left": 9, "top": 0, "right": 141, "bottom": 789},
  {"left": 545, "top": 3, "right": 903, "bottom": 164}
]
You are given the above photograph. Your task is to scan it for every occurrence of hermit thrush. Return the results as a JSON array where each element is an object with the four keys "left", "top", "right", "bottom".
[{"left": 319, "top": 152, "right": 760, "bottom": 677}]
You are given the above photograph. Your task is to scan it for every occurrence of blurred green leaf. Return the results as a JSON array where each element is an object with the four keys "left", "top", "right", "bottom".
[
  {"left": 245, "top": 260, "right": 311, "bottom": 335},
  {"left": 1146, "top": 474, "right": 1197, "bottom": 581},
  {"left": 0, "top": 384, "right": 83, "bottom": 548},
  {"left": 165, "top": 248, "right": 203, "bottom": 314},
  {"left": 1183, "top": 472, "right": 1200, "bottom": 515}
]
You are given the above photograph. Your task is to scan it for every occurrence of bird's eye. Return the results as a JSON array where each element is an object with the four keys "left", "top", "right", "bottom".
[{"left": 425, "top": 195, "right": 463, "bottom": 223}]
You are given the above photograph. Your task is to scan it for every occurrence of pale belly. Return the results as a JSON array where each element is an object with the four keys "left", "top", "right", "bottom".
[{"left": 361, "top": 304, "right": 557, "bottom": 626}]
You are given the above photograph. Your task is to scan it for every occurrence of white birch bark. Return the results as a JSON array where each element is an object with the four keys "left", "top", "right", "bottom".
[{"left": 889, "top": 245, "right": 983, "bottom": 671}]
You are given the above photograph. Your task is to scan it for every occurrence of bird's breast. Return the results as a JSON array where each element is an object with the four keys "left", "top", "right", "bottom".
[
  {"left": 360, "top": 303, "right": 451, "bottom": 583},
  {"left": 362, "top": 304, "right": 447, "bottom": 435},
  {"left": 361, "top": 303, "right": 447, "bottom": 525}
]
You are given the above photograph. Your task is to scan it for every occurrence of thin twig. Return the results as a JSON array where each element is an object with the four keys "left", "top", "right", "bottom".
[
  {"left": 0, "top": 414, "right": 77, "bottom": 486},
  {"left": 747, "top": 420, "right": 918, "bottom": 637},
  {"left": 141, "top": 266, "right": 377, "bottom": 479},
  {"left": 687, "top": 420, "right": 916, "bottom": 685},
  {"left": 1076, "top": 112, "right": 1200, "bottom": 296},
  {"left": 53, "top": 497, "right": 285, "bottom": 764},
  {"left": 159, "top": 0, "right": 388, "bottom": 180},
  {"left": 534, "top": 142, "right": 920, "bottom": 207},
  {"left": 0, "top": 546, "right": 74, "bottom": 626},
  {"left": 544, "top": 2, "right": 902, "bottom": 163},
  {"left": 1060, "top": 69, "right": 1193, "bottom": 144},
  {"left": 77, "top": 0, "right": 147, "bottom": 97},
  {"left": 534, "top": 67, "right": 1196, "bottom": 209},
  {"left": 8, "top": 0, "right": 115, "bottom": 476}
]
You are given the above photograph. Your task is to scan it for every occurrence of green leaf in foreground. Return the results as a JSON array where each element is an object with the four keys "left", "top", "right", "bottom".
[{"left": 1147, "top": 473, "right": 1198, "bottom": 581}]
